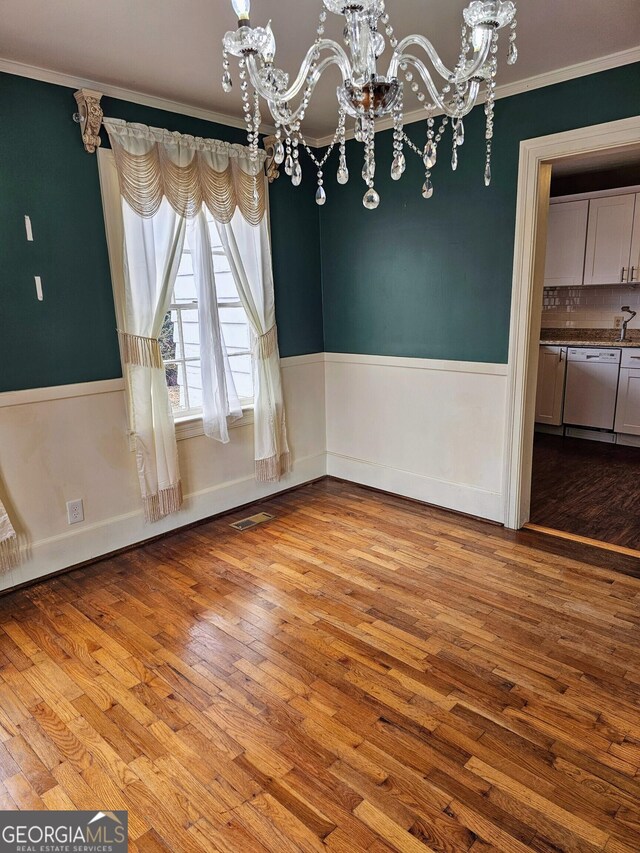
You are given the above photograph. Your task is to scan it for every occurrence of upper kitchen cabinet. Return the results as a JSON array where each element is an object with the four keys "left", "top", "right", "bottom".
[
  {"left": 583, "top": 193, "right": 637, "bottom": 285},
  {"left": 544, "top": 200, "right": 589, "bottom": 288},
  {"left": 630, "top": 196, "right": 640, "bottom": 285}
]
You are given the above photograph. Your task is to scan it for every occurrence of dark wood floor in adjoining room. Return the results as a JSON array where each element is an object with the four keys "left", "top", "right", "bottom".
[
  {"left": 0, "top": 480, "right": 639, "bottom": 852},
  {"left": 531, "top": 433, "right": 640, "bottom": 551}
]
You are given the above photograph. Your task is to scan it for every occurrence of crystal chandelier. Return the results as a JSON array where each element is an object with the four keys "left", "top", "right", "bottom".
[{"left": 222, "top": 0, "right": 517, "bottom": 209}]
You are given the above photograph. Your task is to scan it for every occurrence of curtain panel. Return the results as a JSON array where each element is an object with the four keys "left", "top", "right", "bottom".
[
  {"left": 103, "top": 119, "right": 290, "bottom": 519},
  {"left": 217, "top": 212, "right": 291, "bottom": 480}
]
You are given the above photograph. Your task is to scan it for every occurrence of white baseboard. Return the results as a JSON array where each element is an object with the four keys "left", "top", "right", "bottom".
[
  {"left": 326, "top": 452, "right": 502, "bottom": 522},
  {"left": 1, "top": 452, "right": 327, "bottom": 593}
]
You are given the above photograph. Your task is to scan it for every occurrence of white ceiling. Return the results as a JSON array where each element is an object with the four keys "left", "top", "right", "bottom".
[{"left": 1, "top": 0, "right": 639, "bottom": 139}]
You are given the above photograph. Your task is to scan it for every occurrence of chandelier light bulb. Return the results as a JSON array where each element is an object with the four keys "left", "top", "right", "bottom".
[
  {"left": 221, "top": 0, "right": 518, "bottom": 207},
  {"left": 231, "top": 0, "right": 251, "bottom": 22},
  {"left": 471, "top": 25, "right": 485, "bottom": 52}
]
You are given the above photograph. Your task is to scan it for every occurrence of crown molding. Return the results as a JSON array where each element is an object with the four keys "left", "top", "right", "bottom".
[
  {"left": 313, "top": 45, "right": 640, "bottom": 147},
  {"left": 0, "top": 56, "right": 276, "bottom": 135},
  {"left": 1, "top": 44, "right": 638, "bottom": 149}
]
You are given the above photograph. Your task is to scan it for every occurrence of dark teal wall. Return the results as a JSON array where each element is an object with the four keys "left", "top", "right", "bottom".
[
  {"left": 0, "top": 72, "right": 323, "bottom": 393},
  {"left": 3, "top": 64, "right": 639, "bottom": 392},
  {"left": 319, "top": 63, "right": 640, "bottom": 363}
]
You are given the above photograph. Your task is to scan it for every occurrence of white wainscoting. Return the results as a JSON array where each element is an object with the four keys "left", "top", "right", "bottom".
[
  {"left": 324, "top": 353, "right": 508, "bottom": 522},
  {"left": 0, "top": 354, "right": 326, "bottom": 592},
  {"left": 0, "top": 350, "right": 510, "bottom": 591}
]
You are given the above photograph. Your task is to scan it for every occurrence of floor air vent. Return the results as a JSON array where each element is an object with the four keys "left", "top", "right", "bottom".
[{"left": 230, "top": 512, "right": 275, "bottom": 531}]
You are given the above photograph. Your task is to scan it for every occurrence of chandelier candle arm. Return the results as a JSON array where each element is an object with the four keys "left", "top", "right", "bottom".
[
  {"left": 221, "top": 0, "right": 518, "bottom": 208},
  {"left": 244, "top": 43, "right": 351, "bottom": 116},
  {"left": 388, "top": 27, "right": 492, "bottom": 84},
  {"left": 399, "top": 56, "right": 482, "bottom": 117}
]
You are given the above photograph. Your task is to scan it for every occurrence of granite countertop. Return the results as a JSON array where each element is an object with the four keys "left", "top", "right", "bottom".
[{"left": 540, "top": 329, "right": 640, "bottom": 348}]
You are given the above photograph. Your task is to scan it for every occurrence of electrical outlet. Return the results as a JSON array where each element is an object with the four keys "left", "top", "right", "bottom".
[
  {"left": 614, "top": 315, "right": 623, "bottom": 329},
  {"left": 66, "top": 499, "right": 84, "bottom": 525}
]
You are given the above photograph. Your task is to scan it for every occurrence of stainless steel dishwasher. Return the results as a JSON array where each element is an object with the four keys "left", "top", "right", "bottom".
[{"left": 563, "top": 348, "right": 621, "bottom": 430}]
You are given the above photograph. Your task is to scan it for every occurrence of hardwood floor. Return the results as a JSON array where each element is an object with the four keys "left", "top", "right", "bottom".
[
  {"left": 0, "top": 479, "right": 639, "bottom": 852},
  {"left": 531, "top": 433, "right": 640, "bottom": 551}
]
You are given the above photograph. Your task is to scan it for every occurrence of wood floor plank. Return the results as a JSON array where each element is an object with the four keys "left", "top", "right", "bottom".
[{"left": 0, "top": 479, "right": 638, "bottom": 852}]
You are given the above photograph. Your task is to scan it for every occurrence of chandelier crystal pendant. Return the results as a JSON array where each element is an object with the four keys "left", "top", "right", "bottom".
[{"left": 222, "top": 0, "right": 517, "bottom": 209}]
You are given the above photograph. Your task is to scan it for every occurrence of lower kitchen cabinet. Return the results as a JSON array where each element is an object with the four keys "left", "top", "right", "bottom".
[
  {"left": 614, "top": 350, "right": 640, "bottom": 436},
  {"left": 535, "top": 345, "right": 567, "bottom": 425}
]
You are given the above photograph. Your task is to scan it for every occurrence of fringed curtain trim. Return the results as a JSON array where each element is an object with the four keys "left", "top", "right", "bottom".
[
  {"left": 254, "top": 325, "right": 278, "bottom": 360},
  {"left": 118, "top": 331, "right": 163, "bottom": 368},
  {"left": 0, "top": 535, "right": 19, "bottom": 573},
  {"left": 256, "top": 452, "right": 291, "bottom": 483},
  {"left": 0, "top": 501, "right": 19, "bottom": 572},
  {"left": 142, "top": 481, "right": 183, "bottom": 523},
  {"left": 105, "top": 120, "right": 266, "bottom": 226}
]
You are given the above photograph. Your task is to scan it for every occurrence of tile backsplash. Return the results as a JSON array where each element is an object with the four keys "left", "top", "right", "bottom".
[{"left": 542, "top": 285, "right": 640, "bottom": 329}]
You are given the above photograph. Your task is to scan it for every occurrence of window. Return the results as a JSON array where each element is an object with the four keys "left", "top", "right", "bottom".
[{"left": 159, "top": 213, "right": 253, "bottom": 419}]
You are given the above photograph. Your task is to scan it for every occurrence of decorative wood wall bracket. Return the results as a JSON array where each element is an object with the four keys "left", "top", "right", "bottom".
[
  {"left": 73, "top": 89, "right": 104, "bottom": 154},
  {"left": 263, "top": 135, "right": 280, "bottom": 183}
]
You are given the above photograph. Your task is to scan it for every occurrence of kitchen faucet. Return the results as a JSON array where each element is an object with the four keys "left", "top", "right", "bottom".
[{"left": 620, "top": 306, "right": 637, "bottom": 342}]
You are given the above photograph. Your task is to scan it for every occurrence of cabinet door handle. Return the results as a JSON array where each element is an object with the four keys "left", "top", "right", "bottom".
[
  {"left": 632, "top": 266, "right": 638, "bottom": 282},
  {"left": 629, "top": 356, "right": 640, "bottom": 359},
  {"left": 622, "top": 267, "right": 626, "bottom": 282}
]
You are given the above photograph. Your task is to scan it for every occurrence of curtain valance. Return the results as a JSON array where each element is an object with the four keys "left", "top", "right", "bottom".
[{"left": 104, "top": 119, "right": 267, "bottom": 225}]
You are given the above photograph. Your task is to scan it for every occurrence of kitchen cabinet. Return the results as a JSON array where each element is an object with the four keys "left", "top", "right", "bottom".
[
  {"left": 543, "top": 200, "right": 589, "bottom": 288},
  {"left": 535, "top": 345, "right": 566, "bottom": 425},
  {"left": 614, "top": 349, "right": 640, "bottom": 436},
  {"left": 583, "top": 192, "right": 638, "bottom": 285}
]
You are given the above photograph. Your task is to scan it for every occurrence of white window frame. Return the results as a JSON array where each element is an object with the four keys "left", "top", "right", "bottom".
[{"left": 169, "top": 234, "right": 255, "bottom": 439}]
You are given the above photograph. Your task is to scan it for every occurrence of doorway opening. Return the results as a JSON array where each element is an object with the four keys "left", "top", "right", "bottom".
[{"left": 503, "top": 115, "right": 640, "bottom": 558}]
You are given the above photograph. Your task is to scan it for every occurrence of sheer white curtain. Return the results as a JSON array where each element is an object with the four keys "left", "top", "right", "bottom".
[
  {"left": 187, "top": 212, "right": 242, "bottom": 443},
  {"left": 217, "top": 210, "right": 290, "bottom": 481}
]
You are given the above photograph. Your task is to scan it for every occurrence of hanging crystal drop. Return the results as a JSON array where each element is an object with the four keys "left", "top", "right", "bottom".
[
  {"left": 362, "top": 158, "right": 375, "bottom": 182},
  {"left": 273, "top": 140, "right": 285, "bottom": 165},
  {"left": 451, "top": 146, "right": 458, "bottom": 171},
  {"left": 391, "top": 152, "right": 405, "bottom": 181},
  {"left": 337, "top": 157, "right": 349, "bottom": 185},
  {"left": 363, "top": 187, "right": 380, "bottom": 209},
  {"left": 292, "top": 160, "right": 302, "bottom": 186},
  {"left": 507, "top": 41, "right": 518, "bottom": 65},
  {"left": 354, "top": 116, "right": 365, "bottom": 143},
  {"left": 455, "top": 119, "right": 465, "bottom": 146},
  {"left": 422, "top": 176, "right": 434, "bottom": 199},
  {"left": 222, "top": 71, "right": 232, "bottom": 93},
  {"left": 284, "top": 154, "right": 294, "bottom": 176},
  {"left": 484, "top": 161, "right": 492, "bottom": 186},
  {"left": 423, "top": 142, "right": 436, "bottom": 170},
  {"left": 315, "top": 185, "right": 327, "bottom": 205}
]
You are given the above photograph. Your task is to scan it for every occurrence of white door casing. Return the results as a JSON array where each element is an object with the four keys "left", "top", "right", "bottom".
[{"left": 503, "top": 115, "right": 640, "bottom": 530}]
